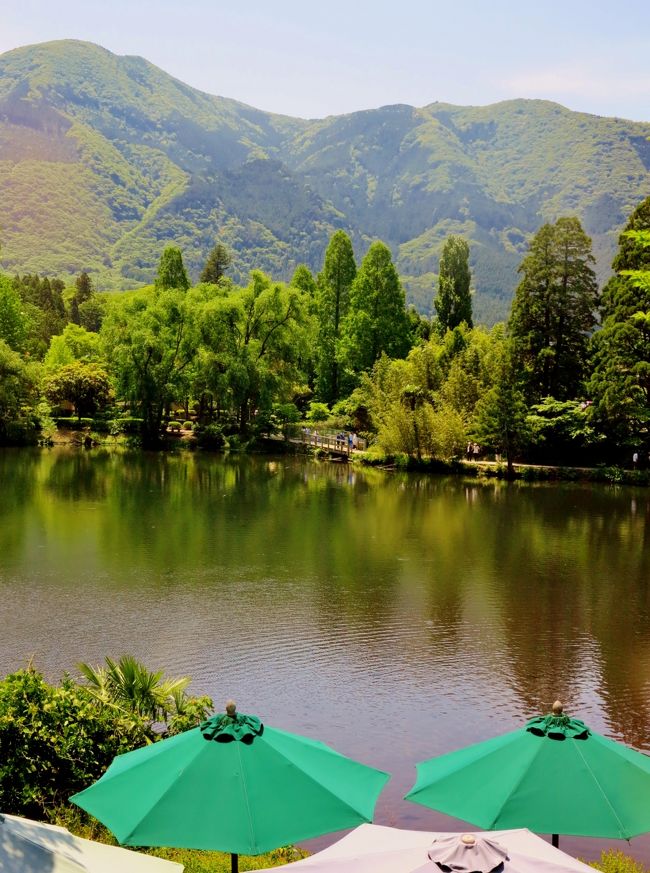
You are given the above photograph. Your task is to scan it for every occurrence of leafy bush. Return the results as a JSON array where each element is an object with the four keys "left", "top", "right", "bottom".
[
  {"left": 168, "top": 420, "right": 182, "bottom": 432},
  {"left": 183, "top": 420, "right": 193, "bottom": 430},
  {"left": 109, "top": 417, "right": 143, "bottom": 435},
  {"left": 54, "top": 417, "right": 94, "bottom": 430},
  {"left": 89, "top": 418, "right": 111, "bottom": 433},
  {"left": 306, "top": 402, "right": 330, "bottom": 422},
  {"left": 0, "top": 666, "right": 148, "bottom": 819},
  {"left": 194, "top": 423, "right": 227, "bottom": 451},
  {"left": 0, "top": 419, "right": 39, "bottom": 446}
]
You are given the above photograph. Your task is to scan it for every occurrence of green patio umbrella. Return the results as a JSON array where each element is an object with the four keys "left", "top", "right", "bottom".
[
  {"left": 71, "top": 701, "right": 389, "bottom": 873},
  {"left": 405, "top": 701, "right": 650, "bottom": 846}
]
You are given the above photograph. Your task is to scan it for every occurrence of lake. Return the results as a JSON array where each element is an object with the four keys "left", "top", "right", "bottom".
[{"left": 2, "top": 447, "right": 650, "bottom": 860}]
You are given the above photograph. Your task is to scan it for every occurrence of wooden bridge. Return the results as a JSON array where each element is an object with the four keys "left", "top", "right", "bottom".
[{"left": 288, "top": 430, "right": 367, "bottom": 458}]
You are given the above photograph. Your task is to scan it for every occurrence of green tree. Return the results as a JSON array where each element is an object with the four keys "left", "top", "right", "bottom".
[
  {"left": 44, "top": 323, "right": 103, "bottom": 372},
  {"left": 474, "top": 346, "right": 529, "bottom": 478},
  {"left": 316, "top": 231, "right": 357, "bottom": 402},
  {"left": 0, "top": 339, "right": 40, "bottom": 443},
  {"left": 509, "top": 217, "right": 598, "bottom": 401},
  {"left": 78, "top": 295, "right": 108, "bottom": 333},
  {"left": 102, "top": 289, "right": 196, "bottom": 445},
  {"left": 357, "top": 352, "right": 464, "bottom": 460},
  {"left": 74, "top": 271, "right": 94, "bottom": 304},
  {"left": 199, "top": 243, "right": 232, "bottom": 285},
  {"left": 589, "top": 197, "right": 650, "bottom": 449},
  {"left": 193, "top": 272, "right": 311, "bottom": 430},
  {"left": 291, "top": 264, "right": 317, "bottom": 297},
  {"left": 155, "top": 246, "right": 190, "bottom": 292},
  {"left": 14, "top": 274, "right": 67, "bottom": 358},
  {"left": 526, "top": 397, "right": 601, "bottom": 464},
  {"left": 442, "top": 325, "right": 506, "bottom": 424},
  {"left": 44, "top": 361, "right": 112, "bottom": 420},
  {"left": 0, "top": 275, "right": 29, "bottom": 351},
  {"left": 434, "top": 236, "right": 472, "bottom": 331},
  {"left": 341, "top": 241, "right": 410, "bottom": 376}
]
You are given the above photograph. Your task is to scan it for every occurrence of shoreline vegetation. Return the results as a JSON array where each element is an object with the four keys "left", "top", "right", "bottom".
[
  {"left": 0, "top": 661, "right": 647, "bottom": 873},
  {"left": 1, "top": 198, "right": 650, "bottom": 481}
]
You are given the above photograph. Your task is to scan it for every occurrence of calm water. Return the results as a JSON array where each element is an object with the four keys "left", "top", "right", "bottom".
[{"left": 2, "top": 448, "right": 650, "bottom": 860}]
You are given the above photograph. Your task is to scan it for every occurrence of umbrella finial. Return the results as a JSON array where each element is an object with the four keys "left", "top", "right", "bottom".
[
  {"left": 226, "top": 700, "right": 237, "bottom": 718},
  {"left": 461, "top": 834, "right": 476, "bottom": 846},
  {"left": 552, "top": 700, "right": 563, "bottom": 715}
]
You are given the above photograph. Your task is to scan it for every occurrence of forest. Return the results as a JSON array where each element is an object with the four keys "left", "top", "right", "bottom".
[{"left": 1, "top": 193, "right": 649, "bottom": 473}]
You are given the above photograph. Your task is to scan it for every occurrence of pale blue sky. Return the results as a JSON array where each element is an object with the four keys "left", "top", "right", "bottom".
[{"left": 1, "top": 0, "right": 649, "bottom": 121}]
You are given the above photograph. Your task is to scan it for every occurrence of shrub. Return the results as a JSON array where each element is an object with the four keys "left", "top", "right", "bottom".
[
  {"left": 306, "top": 402, "right": 330, "bottom": 423},
  {"left": 54, "top": 417, "right": 94, "bottom": 430},
  {"left": 168, "top": 421, "right": 182, "bottom": 432},
  {"left": 0, "top": 419, "right": 39, "bottom": 446},
  {"left": 109, "top": 417, "right": 143, "bottom": 435},
  {"left": 194, "top": 423, "right": 227, "bottom": 451},
  {"left": 90, "top": 418, "right": 111, "bottom": 434},
  {"left": 0, "top": 666, "right": 148, "bottom": 819},
  {"left": 183, "top": 421, "right": 193, "bottom": 430}
]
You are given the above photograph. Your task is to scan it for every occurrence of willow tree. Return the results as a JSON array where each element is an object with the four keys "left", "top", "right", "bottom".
[
  {"left": 101, "top": 289, "right": 196, "bottom": 445},
  {"left": 509, "top": 217, "right": 598, "bottom": 402}
]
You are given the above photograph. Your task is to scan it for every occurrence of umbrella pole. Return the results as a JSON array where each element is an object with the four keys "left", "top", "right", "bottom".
[
  {"left": 231, "top": 852, "right": 239, "bottom": 873},
  {"left": 552, "top": 834, "right": 559, "bottom": 848}
]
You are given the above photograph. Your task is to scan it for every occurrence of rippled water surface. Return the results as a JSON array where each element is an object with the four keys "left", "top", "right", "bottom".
[{"left": 2, "top": 448, "right": 650, "bottom": 859}]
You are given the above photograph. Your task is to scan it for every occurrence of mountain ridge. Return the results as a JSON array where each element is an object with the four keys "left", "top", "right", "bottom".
[{"left": 1, "top": 39, "right": 649, "bottom": 323}]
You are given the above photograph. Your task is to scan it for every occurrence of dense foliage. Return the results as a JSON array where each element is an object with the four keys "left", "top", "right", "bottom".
[
  {"left": 509, "top": 218, "right": 599, "bottom": 402},
  {"left": 434, "top": 236, "right": 473, "bottom": 332},
  {"left": 0, "top": 659, "right": 211, "bottom": 819},
  {"left": 2, "top": 40, "right": 650, "bottom": 323},
  {"left": 0, "top": 662, "right": 299, "bottom": 873},
  {"left": 2, "top": 194, "right": 650, "bottom": 470}
]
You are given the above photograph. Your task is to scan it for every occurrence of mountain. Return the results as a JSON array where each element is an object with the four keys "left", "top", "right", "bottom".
[{"left": 1, "top": 40, "right": 649, "bottom": 323}]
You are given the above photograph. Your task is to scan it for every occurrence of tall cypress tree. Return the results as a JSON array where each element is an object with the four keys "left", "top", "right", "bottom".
[
  {"left": 509, "top": 217, "right": 598, "bottom": 401},
  {"left": 588, "top": 197, "right": 650, "bottom": 448},
  {"left": 316, "top": 231, "right": 356, "bottom": 402},
  {"left": 156, "top": 247, "right": 189, "bottom": 292},
  {"left": 434, "top": 236, "right": 472, "bottom": 331},
  {"left": 341, "top": 241, "right": 410, "bottom": 374},
  {"left": 200, "top": 243, "right": 232, "bottom": 285},
  {"left": 75, "top": 272, "right": 93, "bottom": 304}
]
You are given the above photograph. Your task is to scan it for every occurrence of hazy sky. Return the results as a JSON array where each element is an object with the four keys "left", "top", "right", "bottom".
[{"left": 1, "top": 0, "right": 649, "bottom": 121}]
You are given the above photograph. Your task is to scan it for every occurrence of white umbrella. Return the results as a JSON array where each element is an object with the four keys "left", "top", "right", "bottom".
[
  {"left": 266, "top": 824, "right": 597, "bottom": 873},
  {"left": 0, "top": 813, "right": 183, "bottom": 873}
]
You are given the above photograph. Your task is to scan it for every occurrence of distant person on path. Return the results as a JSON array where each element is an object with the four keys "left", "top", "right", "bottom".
[
  {"left": 633, "top": 451, "right": 639, "bottom": 469},
  {"left": 466, "top": 442, "right": 473, "bottom": 460},
  {"left": 473, "top": 443, "right": 480, "bottom": 460}
]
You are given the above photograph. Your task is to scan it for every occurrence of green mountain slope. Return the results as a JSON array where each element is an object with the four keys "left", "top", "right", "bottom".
[{"left": 1, "top": 40, "right": 649, "bottom": 322}]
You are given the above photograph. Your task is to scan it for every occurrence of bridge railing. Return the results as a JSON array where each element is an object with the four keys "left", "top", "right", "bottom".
[{"left": 290, "top": 428, "right": 367, "bottom": 453}]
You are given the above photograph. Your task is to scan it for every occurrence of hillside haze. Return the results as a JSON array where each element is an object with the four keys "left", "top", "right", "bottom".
[{"left": 1, "top": 40, "right": 650, "bottom": 322}]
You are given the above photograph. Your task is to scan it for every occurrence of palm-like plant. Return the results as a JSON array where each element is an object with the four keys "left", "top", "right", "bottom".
[{"left": 78, "top": 655, "right": 191, "bottom": 724}]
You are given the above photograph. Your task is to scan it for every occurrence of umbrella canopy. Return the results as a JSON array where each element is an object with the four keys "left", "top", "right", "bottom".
[
  {"left": 0, "top": 813, "right": 182, "bottom": 873},
  {"left": 263, "top": 824, "right": 597, "bottom": 873},
  {"left": 70, "top": 703, "right": 389, "bottom": 856},
  {"left": 405, "top": 701, "right": 650, "bottom": 840}
]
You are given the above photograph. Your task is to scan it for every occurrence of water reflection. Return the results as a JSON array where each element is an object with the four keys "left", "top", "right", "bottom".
[{"left": 1, "top": 449, "right": 650, "bottom": 858}]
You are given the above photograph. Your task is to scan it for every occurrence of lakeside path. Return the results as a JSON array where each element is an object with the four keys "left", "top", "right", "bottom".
[{"left": 275, "top": 435, "right": 647, "bottom": 483}]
